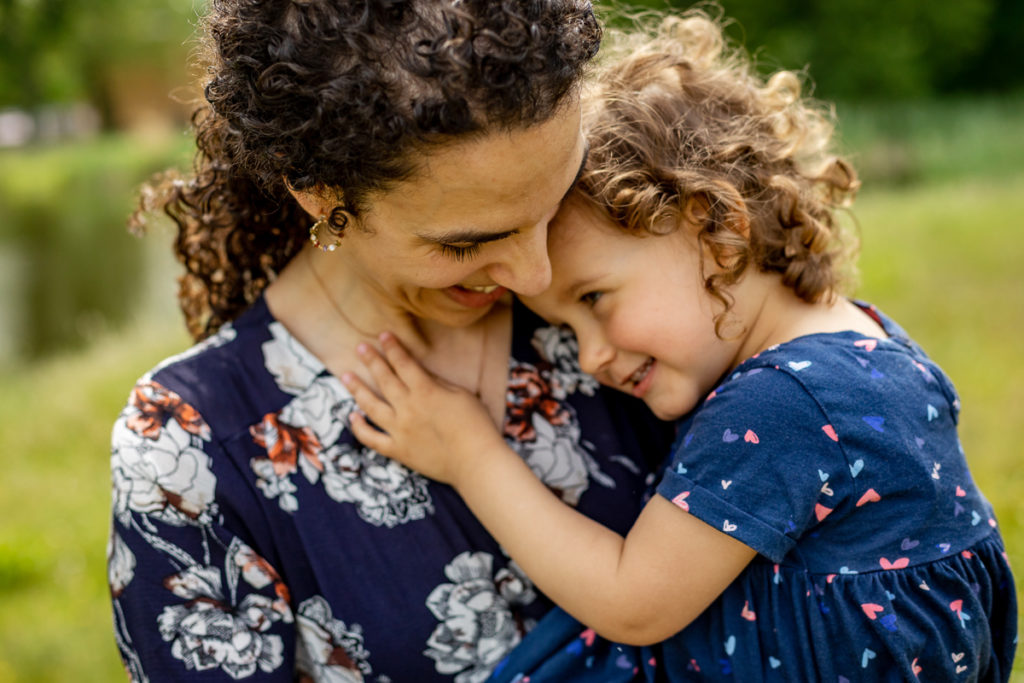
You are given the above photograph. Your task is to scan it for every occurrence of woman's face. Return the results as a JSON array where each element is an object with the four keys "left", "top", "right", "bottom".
[{"left": 333, "top": 99, "right": 587, "bottom": 328}]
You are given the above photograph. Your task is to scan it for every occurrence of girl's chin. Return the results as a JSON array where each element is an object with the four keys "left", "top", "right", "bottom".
[{"left": 644, "top": 391, "right": 697, "bottom": 422}]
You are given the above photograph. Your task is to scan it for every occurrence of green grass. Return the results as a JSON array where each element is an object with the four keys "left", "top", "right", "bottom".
[
  {"left": 835, "top": 93, "right": 1024, "bottom": 186},
  {"left": 0, "top": 321, "right": 190, "bottom": 683}
]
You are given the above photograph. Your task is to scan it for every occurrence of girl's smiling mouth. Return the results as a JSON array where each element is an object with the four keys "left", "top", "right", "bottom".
[{"left": 625, "top": 357, "right": 655, "bottom": 397}]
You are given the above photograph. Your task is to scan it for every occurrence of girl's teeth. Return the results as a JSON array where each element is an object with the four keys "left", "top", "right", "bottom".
[
  {"left": 464, "top": 284, "right": 499, "bottom": 293},
  {"left": 631, "top": 358, "right": 653, "bottom": 383}
]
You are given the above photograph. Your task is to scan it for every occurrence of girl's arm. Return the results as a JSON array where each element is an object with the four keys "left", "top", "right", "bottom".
[{"left": 344, "top": 334, "right": 756, "bottom": 645}]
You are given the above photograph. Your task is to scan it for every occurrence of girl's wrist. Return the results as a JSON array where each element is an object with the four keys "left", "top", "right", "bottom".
[{"left": 451, "top": 432, "right": 515, "bottom": 492}]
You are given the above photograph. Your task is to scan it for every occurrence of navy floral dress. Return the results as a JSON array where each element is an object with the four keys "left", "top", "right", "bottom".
[
  {"left": 108, "top": 296, "right": 669, "bottom": 682},
  {"left": 488, "top": 303, "right": 1017, "bottom": 682}
]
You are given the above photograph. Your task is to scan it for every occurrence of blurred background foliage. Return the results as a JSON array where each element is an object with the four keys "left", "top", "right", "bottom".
[
  {"left": 0, "top": 0, "right": 198, "bottom": 118},
  {"left": 607, "top": 0, "right": 1024, "bottom": 99},
  {"left": 0, "top": 0, "right": 1022, "bottom": 681}
]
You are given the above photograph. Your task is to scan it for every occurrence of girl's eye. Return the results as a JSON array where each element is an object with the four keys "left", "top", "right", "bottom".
[
  {"left": 439, "top": 243, "right": 481, "bottom": 262},
  {"left": 579, "top": 291, "right": 603, "bottom": 307}
]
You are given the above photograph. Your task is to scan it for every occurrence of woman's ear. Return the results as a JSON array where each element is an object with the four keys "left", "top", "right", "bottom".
[{"left": 282, "top": 178, "right": 334, "bottom": 219}]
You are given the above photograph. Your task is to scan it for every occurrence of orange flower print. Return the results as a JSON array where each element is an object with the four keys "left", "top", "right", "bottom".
[
  {"left": 126, "top": 380, "right": 210, "bottom": 441},
  {"left": 250, "top": 413, "right": 323, "bottom": 478},
  {"left": 504, "top": 363, "right": 570, "bottom": 442},
  {"left": 234, "top": 543, "right": 292, "bottom": 618}
]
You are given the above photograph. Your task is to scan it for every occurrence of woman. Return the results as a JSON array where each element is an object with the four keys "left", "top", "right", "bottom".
[{"left": 108, "top": 1, "right": 669, "bottom": 680}]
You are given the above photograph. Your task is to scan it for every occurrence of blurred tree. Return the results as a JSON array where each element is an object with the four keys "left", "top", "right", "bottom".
[
  {"left": 940, "top": 0, "right": 1024, "bottom": 93},
  {"left": 2, "top": 0, "right": 1019, "bottom": 114},
  {"left": 597, "top": 0, "right": 1019, "bottom": 99},
  {"left": 0, "top": 0, "right": 198, "bottom": 126}
]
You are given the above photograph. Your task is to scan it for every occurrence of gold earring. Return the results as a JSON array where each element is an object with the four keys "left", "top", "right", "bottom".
[{"left": 309, "top": 215, "right": 341, "bottom": 252}]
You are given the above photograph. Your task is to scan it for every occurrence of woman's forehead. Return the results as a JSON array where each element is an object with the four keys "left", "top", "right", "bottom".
[{"left": 365, "top": 103, "right": 585, "bottom": 236}]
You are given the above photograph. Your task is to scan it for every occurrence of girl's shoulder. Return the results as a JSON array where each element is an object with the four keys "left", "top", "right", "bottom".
[{"left": 728, "top": 301, "right": 959, "bottom": 414}]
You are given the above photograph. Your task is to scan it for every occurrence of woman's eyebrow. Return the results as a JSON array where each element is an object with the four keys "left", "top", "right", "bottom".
[{"left": 416, "top": 144, "right": 589, "bottom": 247}]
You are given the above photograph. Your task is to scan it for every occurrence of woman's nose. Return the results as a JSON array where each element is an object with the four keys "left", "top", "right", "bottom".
[{"left": 486, "top": 223, "right": 552, "bottom": 296}]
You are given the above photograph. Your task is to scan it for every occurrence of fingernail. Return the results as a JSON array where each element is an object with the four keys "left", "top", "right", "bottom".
[
  {"left": 340, "top": 372, "right": 353, "bottom": 385},
  {"left": 379, "top": 331, "right": 392, "bottom": 343},
  {"left": 356, "top": 343, "right": 368, "bottom": 355}
]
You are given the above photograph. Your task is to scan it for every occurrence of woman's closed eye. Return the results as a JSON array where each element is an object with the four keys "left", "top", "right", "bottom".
[
  {"left": 579, "top": 290, "right": 604, "bottom": 307},
  {"left": 439, "top": 243, "right": 481, "bottom": 262}
]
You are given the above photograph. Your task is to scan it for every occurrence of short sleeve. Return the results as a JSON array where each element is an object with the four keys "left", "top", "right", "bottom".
[
  {"left": 656, "top": 366, "right": 848, "bottom": 563},
  {"left": 109, "top": 378, "right": 296, "bottom": 681}
]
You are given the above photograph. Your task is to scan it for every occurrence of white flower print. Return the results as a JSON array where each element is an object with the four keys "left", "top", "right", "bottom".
[
  {"left": 248, "top": 397, "right": 429, "bottom": 524},
  {"left": 503, "top": 360, "right": 614, "bottom": 505},
  {"left": 531, "top": 325, "right": 599, "bottom": 398},
  {"left": 251, "top": 457, "right": 301, "bottom": 512},
  {"left": 230, "top": 540, "right": 293, "bottom": 620},
  {"left": 279, "top": 378, "right": 354, "bottom": 453},
  {"left": 263, "top": 321, "right": 356, "bottom": 452},
  {"left": 111, "top": 418, "right": 218, "bottom": 527},
  {"left": 514, "top": 413, "right": 612, "bottom": 506},
  {"left": 157, "top": 565, "right": 287, "bottom": 679},
  {"left": 107, "top": 529, "right": 136, "bottom": 598},
  {"left": 295, "top": 596, "right": 373, "bottom": 682},
  {"left": 262, "top": 321, "right": 324, "bottom": 395},
  {"left": 249, "top": 411, "right": 324, "bottom": 513},
  {"left": 320, "top": 442, "right": 433, "bottom": 527},
  {"left": 424, "top": 552, "right": 536, "bottom": 683}
]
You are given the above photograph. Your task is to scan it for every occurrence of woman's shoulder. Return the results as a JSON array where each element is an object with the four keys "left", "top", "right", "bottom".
[{"left": 123, "top": 297, "right": 318, "bottom": 439}]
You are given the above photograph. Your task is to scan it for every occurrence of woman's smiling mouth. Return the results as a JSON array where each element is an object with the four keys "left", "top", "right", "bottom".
[{"left": 444, "top": 284, "right": 508, "bottom": 308}]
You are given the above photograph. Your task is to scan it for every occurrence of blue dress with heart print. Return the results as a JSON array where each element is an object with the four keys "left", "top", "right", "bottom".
[{"left": 488, "top": 302, "right": 1017, "bottom": 682}]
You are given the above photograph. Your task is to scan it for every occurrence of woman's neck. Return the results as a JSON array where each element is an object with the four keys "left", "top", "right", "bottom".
[{"left": 265, "top": 246, "right": 511, "bottom": 423}]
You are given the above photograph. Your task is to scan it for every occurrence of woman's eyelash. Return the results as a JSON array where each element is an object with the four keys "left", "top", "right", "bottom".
[
  {"left": 579, "top": 291, "right": 603, "bottom": 306},
  {"left": 439, "top": 243, "right": 481, "bottom": 262}
]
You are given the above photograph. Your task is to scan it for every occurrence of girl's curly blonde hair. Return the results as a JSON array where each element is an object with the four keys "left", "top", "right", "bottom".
[{"left": 579, "top": 7, "right": 860, "bottom": 334}]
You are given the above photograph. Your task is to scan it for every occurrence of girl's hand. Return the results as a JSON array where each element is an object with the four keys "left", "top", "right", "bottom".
[{"left": 342, "top": 333, "right": 507, "bottom": 487}]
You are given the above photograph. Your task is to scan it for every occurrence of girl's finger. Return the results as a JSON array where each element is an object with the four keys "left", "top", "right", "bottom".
[
  {"left": 348, "top": 412, "right": 395, "bottom": 456},
  {"left": 356, "top": 342, "right": 407, "bottom": 399},
  {"left": 379, "top": 332, "right": 434, "bottom": 389},
  {"left": 341, "top": 372, "right": 395, "bottom": 428}
]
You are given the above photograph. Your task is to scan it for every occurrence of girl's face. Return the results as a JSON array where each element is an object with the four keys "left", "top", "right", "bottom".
[
  {"left": 522, "top": 195, "right": 750, "bottom": 421},
  {"left": 324, "top": 100, "right": 587, "bottom": 329}
]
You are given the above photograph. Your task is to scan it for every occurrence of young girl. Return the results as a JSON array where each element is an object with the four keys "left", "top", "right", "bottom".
[{"left": 342, "top": 10, "right": 1017, "bottom": 681}]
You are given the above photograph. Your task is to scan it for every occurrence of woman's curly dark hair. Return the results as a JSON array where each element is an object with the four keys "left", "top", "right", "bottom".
[
  {"left": 576, "top": 7, "right": 859, "bottom": 336},
  {"left": 132, "top": 0, "right": 601, "bottom": 340}
]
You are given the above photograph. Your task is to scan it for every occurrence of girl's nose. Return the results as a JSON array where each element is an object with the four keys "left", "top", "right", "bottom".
[{"left": 576, "top": 330, "right": 615, "bottom": 377}]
